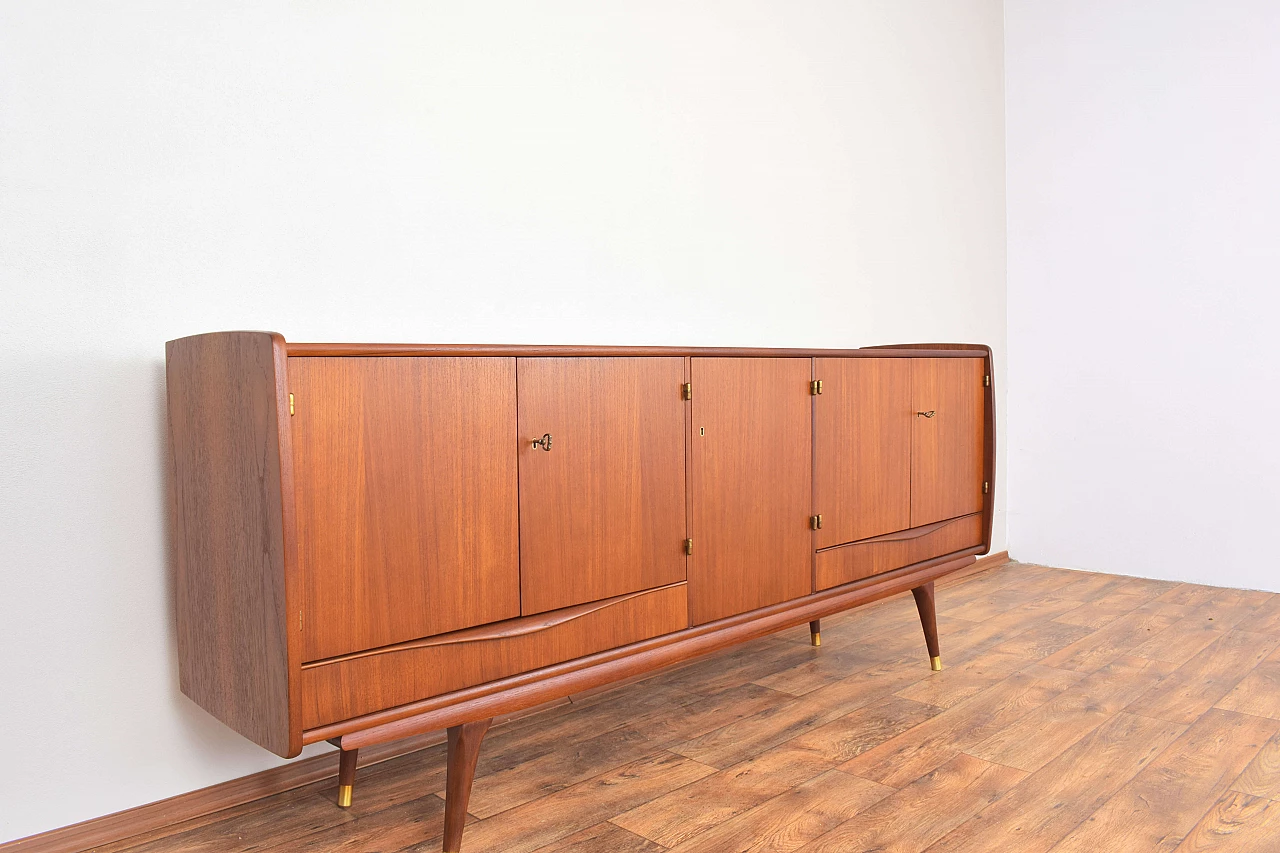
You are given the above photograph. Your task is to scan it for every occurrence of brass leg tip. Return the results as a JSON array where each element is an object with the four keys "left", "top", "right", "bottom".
[
  {"left": 811, "top": 632, "right": 821, "bottom": 647},
  {"left": 930, "top": 656, "right": 942, "bottom": 672},
  {"left": 337, "top": 784, "right": 353, "bottom": 808}
]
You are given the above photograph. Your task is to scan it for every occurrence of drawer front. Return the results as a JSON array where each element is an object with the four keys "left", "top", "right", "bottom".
[
  {"left": 815, "top": 513, "right": 982, "bottom": 591},
  {"left": 302, "top": 583, "right": 688, "bottom": 729}
]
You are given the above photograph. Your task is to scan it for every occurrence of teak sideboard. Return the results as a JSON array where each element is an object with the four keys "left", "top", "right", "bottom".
[{"left": 165, "top": 332, "right": 995, "bottom": 853}]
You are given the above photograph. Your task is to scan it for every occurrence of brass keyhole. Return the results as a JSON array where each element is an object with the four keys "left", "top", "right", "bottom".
[{"left": 532, "top": 433, "right": 553, "bottom": 451}]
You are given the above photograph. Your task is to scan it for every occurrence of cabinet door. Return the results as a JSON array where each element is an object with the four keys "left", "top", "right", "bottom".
[
  {"left": 689, "top": 358, "right": 812, "bottom": 625},
  {"left": 813, "top": 358, "right": 912, "bottom": 548},
  {"left": 290, "top": 357, "right": 520, "bottom": 661},
  {"left": 517, "top": 357, "right": 688, "bottom": 615},
  {"left": 911, "top": 357, "right": 986, "bottom": 527}
]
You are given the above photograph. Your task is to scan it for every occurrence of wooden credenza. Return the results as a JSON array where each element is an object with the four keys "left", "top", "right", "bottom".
[{"left": 166, "top": 332, "right": 994, "bottom": 852}]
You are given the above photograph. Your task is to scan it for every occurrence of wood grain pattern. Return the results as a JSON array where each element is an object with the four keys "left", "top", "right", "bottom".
[
  {"left": 165, "top": 331, "right": 298, "bottom": 758},
  {"left": 910, "top": 357, "right": 985, "bottom": 527},
  {"left": 517, "top": 357, "right": 687, "bottom": 614},
  {"left": 1053, "top": 577, "right": 1180, "bottom": 629},
  {"left": 1050, "top": 709, "right": 1279, "bottom": 853},
  {"left": 798, "top": 754, "right": 1025, "bottom": 853},
  {"left": 815, "top": 514, "right": 983, "bottom": 591},
  {"left": 42, "top": 563, "right": 1280, "bottom": 853},
  {"left": 1232, "top": 730, "right": 1280, "bottom": 800},
  {"left": 1128, "top": 594, "right": 1266, "bottom": 666},
  {"left": 1040, "top": 600, "right": 1190, "bottom": 673},
  {"left": 453, "top": 752, "right": 716, "bottom": 853},
  {"left": 926, "top": 712, "right": 1187, "bottom": 853},
  {"left": 612, "top": 742, "right": 835, "bottom": 847},
  {"left": 527, "top": 822, "right": 665, "bottom": 853},
  {"left": 1127, "top": 630, "right": 1280, "bottom": 724},
  {"left": 841, "top": 665, "right": 1079, "bottom": 788},
  {"left": 1172, "top": 790, "right": 1280, "bottom": 852},
  {"left": 812, "top": 357, "right": 911, "bottom": 547},
  {"left": 289, "top": 356, "right": 520, "bottom": 661},
  {"left": 688, "top": 357, "right": 814, "bottom": 624},
  {"left": 964, "top": 654, "right": 1174, "bottom": 772},
  {"left": 302, "top": 584, "right": 689, "bottom": 728},
  {"left": 787, "top": 696, "right": 943, "bottom": 764},
  {"left": 660, "top": 768, "right": 892, "bottom": 853}
]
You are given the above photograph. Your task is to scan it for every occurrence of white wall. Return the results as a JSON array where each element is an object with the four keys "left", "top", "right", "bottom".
[
  {"left": 1006, "top": 1, "right": 1280, "bottom": 589},
  {"left": 0, "top": 2, "right": 1005, "bottom": 841}
]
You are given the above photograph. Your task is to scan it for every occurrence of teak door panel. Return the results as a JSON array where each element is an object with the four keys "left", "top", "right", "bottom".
[
  {"left": 813, "top": 357, "right": 911, "bottom": 548},
  {"left": 911, "top": 357, "right": 985, "bottom": 527},
  {"left": 290, "top": 357, "right": 521, "bottom": 662},
  {"left": 688, "top": 358, "right": 812, "bottom": 625},
  {"left": 517, "top": 357, "right": 688, "bottom": 615}
]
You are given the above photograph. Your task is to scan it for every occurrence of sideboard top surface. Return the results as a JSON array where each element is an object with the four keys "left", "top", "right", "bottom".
[
  {"left": 286, "top": 343, "right": 990, "bottom": 358},
  {"left": 166, "top": 333, "right": 990, "bottom": 359}
]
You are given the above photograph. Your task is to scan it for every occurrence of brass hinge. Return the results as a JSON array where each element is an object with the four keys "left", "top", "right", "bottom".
[
  {"left": 810, "top": 514, "right": 823, "bottom": 530},
  {"left": 681, "top": 382, "right": 693, "bottom": 401},
  {"left": 684, "top": 538, "right": 694, "bottom": 556},
  {"left": 983, "top": 481, "right": 990, "bottom": 494},
  {"left": 985, "top": 374, "right": 990, "bottom": 387},
  {"left": 299, "top": 610, "right": 304, "bottom": 631},
  {"left": 289, "top": 393, "right": 295, "bottom": 416},
  {"left": 810, "top": 379, "right": 823, "bottom": 395}
]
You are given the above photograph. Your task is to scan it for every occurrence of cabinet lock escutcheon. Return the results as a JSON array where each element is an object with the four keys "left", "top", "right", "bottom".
[{"left": 532, "top": 433, "right": 553, "bottom": 451}]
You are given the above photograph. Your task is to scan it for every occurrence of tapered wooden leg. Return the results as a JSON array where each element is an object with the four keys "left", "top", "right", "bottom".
[
  {"left": 443, "top": 718, "right": 493, "bottom": 853},
  {"left": 337, "top": 747, "right": 358, "bottom": 808},
  {"left": 912, "top": 582, "right": 942, "bottom": 671},
  {"left": 809, "top": 619, "right": 822, "bottom": 647}
]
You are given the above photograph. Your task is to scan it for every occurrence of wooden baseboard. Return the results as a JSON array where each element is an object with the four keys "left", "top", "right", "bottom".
[
  {"left": 0, "top": 697, "right": 569, "bottom": 853},
  {"left": 4, "top": 551, "right": 1014, "bottom": 853}
]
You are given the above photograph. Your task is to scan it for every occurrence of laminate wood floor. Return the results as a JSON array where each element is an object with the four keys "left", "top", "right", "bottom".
[{"left": 101, "top": 562, "right": 1280, "bottom": 853}]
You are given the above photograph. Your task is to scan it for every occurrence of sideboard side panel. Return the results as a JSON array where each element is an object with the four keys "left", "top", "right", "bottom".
[{"left": 166, "top": 331, "right": 296, "bottom": 757}]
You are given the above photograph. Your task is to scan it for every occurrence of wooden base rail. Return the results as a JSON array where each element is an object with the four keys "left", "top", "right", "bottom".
[
  {"left": 335, "top": 552, "right": 977, "bottom": 750},
  {"left": 329, "top": 555, "right": 974, "bottom": 851},
  {"left": 305, "top": 548, "right": 983, "bottom": 745}
]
